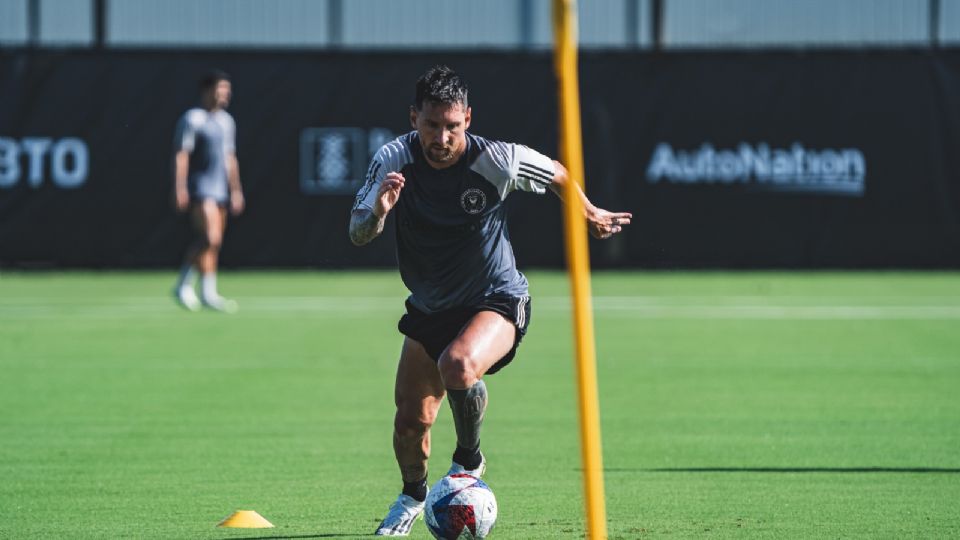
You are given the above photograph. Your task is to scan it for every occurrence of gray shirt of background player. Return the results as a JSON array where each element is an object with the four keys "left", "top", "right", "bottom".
[
  {"left": 174, "top": 108, "right": 235, "bottom": 203},
  {"left": 354, "top": 132, "right": 556, "bottom": 313}
]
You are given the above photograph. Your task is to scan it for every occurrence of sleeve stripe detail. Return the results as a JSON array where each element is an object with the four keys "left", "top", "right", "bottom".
[
  {"left": 353, "top": 160, "right": 382, "bottom": 210},
  {"left": 355, "top": 133, "right": 417, "bottom": 210},
  {"left": 518, "top": 165, "right": 553, "bottom": 184},
  {"left": 401, "top": 134, "right": 414, "bottom": 163},
  {"left": 519, "top": 161, "right": 554, "bottom": 177},
  {"left": 518, "top": 173, "right": 552, "bottom": 187},
  {"left": 518, "top": 166, "right": 552, "bottom": 182}
]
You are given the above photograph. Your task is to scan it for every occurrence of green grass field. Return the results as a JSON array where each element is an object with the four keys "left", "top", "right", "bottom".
[{"left": 1, "top": 271, "right": 959, "bottom": 539}]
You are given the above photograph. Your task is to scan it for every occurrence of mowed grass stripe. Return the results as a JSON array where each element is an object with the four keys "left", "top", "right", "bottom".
[{"left": 2, "top": 298, "right": 960, "bottom": 319}]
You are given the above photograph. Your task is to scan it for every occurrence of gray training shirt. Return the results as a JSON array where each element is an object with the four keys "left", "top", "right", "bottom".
[
  {"left": 174, "top": 108, "right": 236, "bottom": 203},
  {"left": 353, "top": 131, "right": 556, "bottom": 313}
]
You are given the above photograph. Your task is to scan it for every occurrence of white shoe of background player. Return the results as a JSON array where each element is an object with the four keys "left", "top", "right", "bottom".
[{"left": 173, "top": 286, "right": 201, "bottom": 312}]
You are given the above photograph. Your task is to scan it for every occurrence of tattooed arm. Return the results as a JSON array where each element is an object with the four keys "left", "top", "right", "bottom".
[
  {"left": 349, "top": 209, "right": 387, "bottom": 246},
  {"left": 349, "top": 171, "right": 405, "bottom": 246}
]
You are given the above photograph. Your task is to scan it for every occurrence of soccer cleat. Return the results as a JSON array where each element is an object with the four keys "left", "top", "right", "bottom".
[
  {"left": 201, "top": 295, "right": 239, "bottom": 314},
  {"left": 446, "top": 450, "right": 486, "bottom": 478},
  {"left": 173, "top": 286, "right": 201, "bottom": 312},
  {"left": 374, "top": 493, "right": 426, "bottom": 536}
]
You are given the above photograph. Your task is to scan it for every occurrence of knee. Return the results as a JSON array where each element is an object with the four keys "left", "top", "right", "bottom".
[
  {"left": 204, "top": 231, "right": 223, "bottom": 250},
  {"left": 394, "top": 404, "right": 436, "bottom": 439},
  {"left": 438, "top": 346, "right": 479, "bottom": 389}
]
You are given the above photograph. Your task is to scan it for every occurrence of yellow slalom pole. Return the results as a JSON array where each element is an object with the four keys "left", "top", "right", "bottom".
[{"left": 552, "top": 1, "right": 608, "bottom": 539}]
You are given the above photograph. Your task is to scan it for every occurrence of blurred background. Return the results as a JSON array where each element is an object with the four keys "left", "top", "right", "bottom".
[{"left": 1, "top": 0, "right": 958, "bottom": 270}]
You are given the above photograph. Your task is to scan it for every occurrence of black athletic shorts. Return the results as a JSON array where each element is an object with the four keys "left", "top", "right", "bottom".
[{"left": 398, "top": 295, "right": 532, "bottom": 375}]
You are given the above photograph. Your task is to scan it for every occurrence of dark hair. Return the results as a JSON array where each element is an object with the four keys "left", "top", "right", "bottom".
[
  {"left": 414, "top": 65, "right": 468, "bottom": 110},
  {"left": 199, "top": 69, "right": 230, "bottom": 92}
]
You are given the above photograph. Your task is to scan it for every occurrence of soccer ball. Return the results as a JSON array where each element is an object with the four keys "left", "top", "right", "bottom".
[{"left": 425, "top": 473, "right": 498, "bottom": 539}]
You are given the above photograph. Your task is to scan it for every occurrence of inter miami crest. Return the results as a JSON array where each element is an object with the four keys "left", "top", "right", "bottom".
[{"left": 460, "top": 188, "right": 487, "bottom": 214}]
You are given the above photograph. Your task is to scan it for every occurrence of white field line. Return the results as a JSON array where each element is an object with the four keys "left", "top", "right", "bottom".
[{"left": 1, "top": 296, "right": 959, "bottom": 319}]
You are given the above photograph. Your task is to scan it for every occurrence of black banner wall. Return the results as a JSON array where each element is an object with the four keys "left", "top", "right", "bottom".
[{"left": 1, "top": 49, "right": 959, "bottom": 268}]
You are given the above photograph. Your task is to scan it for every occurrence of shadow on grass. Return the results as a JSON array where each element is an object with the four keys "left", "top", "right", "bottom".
[{"left": 607, "top": 467, "right": 960, "bottom": 473}]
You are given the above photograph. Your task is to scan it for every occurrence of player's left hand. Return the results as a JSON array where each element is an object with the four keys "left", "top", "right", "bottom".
[
  {"left": 230, "top": 191, "right": 245, "bottom": 215},
  {"left": 587, "top": 208, "right": 632, "bottom": 239}
]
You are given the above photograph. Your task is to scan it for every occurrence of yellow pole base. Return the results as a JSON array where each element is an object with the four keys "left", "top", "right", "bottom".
[{"left": 217, "top": 510, "right": 275, "bottom": 528}]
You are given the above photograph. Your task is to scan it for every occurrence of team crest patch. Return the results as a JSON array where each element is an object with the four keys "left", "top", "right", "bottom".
[{"left": 460, "top": 188, "right": 487, "bottom": 214}]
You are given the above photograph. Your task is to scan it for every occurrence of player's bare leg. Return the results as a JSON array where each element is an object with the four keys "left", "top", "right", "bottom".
[
  {"left": 376, "top": 338, "right": 445, "bottom": 536},
  {"left": 394, "top": 338, "right": 445, "bottom": 492},
  {"left": 173, "top": 237, "right": 202, "bottom": 311},
  {"left": 194, "top": 200, "right": 236, "bottom": 312},
  {"left": 439, "top": 311, "right": 515, "bottom": 476},
  {"left": 173, "top": 201, "right": 215, "bottom": 312}
]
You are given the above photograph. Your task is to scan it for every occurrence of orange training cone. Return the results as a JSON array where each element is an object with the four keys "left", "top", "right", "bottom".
[{"left": 217, "top": 510, "right": 275, "bottom": 528}]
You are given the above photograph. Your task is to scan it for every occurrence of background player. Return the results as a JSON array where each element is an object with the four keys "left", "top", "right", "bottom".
[
  {"left": 349, "top": 65, "right": 631, "bottom": 536},
  {"left": 172, "top": 69, "right": 244, "bottom": 313}
]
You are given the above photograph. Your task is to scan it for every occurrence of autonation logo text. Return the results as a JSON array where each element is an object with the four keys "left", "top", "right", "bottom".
[{"left": 646, "top": 142, "right": 866, "bottom": 196}]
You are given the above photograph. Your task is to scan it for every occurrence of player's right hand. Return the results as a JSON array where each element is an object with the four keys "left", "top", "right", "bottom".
[
  {"left": 174, "top": 189, "right": 190, "bottom": 212},
  {"left": 373, "top": 172, "right": 405, "bottom": 218}
]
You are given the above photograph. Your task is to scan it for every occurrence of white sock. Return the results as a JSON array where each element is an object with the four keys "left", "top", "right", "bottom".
[
  {"left": 176, "top": 264, "right": 197, "bottom": 291},
  {"left": 201, "top": 273, "right": 219, "bottom": 300}
]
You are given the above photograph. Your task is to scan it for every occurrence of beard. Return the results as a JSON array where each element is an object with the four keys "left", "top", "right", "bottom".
[{"left": 426, "top": 144, "right": 455, "bottom": 163}]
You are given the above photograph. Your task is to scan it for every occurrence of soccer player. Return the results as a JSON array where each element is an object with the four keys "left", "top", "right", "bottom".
[
  {"left": 172, "top": 69, "right": 244, "bottom": 313},
  {"left": 350, "top": 65, "right": 631, "bottom": 536}
]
